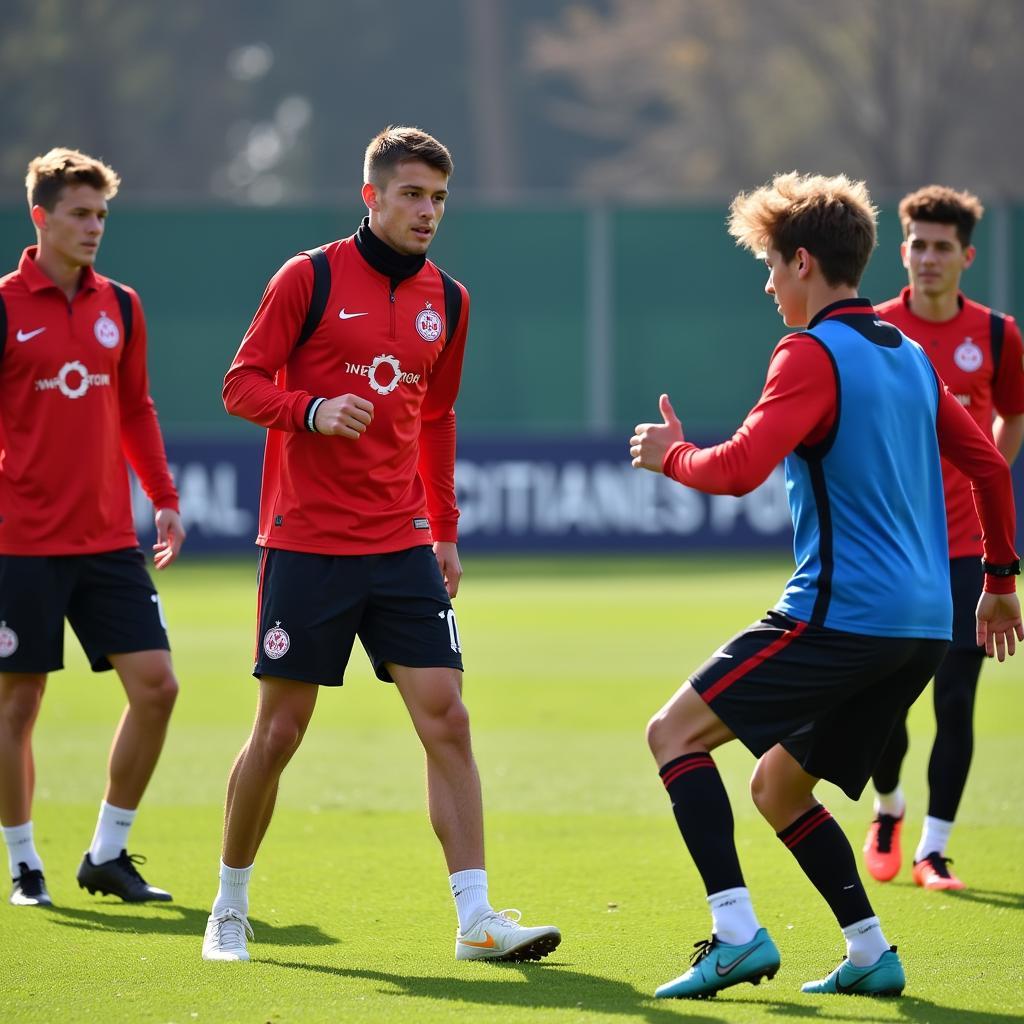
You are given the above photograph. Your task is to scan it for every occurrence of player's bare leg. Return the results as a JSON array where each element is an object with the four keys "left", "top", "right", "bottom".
[
  {"left": 0, "top": 674, "right": 51, "bottom": 906},
  {"left": 646, "top": 679, "right": 736, "bottom": 760},
  {"left": 76, "top": 650, "right": 179, "bottom": 902},
  {"left": 105, "top": 650, "right": 179, "bottom": 809},
  {"left": 222, "top": 676, "right": 319, "bottom": 868},
  {"left": 751, "top": 744, "right": 902, "bottom": 994},
  {"left": 391, "top": 663, "right": 559, "bottom": 961},
  {"left": 203, "top": 676, "right": 319, "bottom": 962}
]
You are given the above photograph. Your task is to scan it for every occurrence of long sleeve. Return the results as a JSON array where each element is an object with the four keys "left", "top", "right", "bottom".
[
  {"left": 117, "top": 288, "right": 178, "bottom": 511},
  {"left": 935, "top": 381, "right": 1019, "bottom": 592},
  {"left": 222, "top": 255, "right": 317, "bottom": 432},
  {"left": 662, "top": 335, "right": 836, "bottom": 495},
  {"left": 417, "top": 285, "right": 470, "bottom": 542}
]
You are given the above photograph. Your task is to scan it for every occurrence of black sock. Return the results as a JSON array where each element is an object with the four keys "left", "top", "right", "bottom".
[
  {"left": 659, "top": 752, "right": 745, "bottom": 895},
  {"left": 927, "top": 650, "right": 983, "bottom": 820},
  {"left": 777, "top": 805, "right": 873, "bottom": 927}
]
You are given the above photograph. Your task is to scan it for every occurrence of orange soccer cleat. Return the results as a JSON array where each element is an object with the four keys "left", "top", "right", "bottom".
[
  {"left": 862, "top": 813, "right": 903, "bottom": 882},
  {"left": 912, "top": 852, "right": 965, "bottom": 891}
]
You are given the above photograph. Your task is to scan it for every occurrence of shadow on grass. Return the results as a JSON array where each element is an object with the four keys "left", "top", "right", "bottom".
[
  {"left": 45, "top": 903, "right": 336, "bottom": 947},
  {"left": 944, "top": 886, "right": 1024, "bottom": 911},
  {"left": 259, "top": 957, "right": 781, "bottom": 1023}
]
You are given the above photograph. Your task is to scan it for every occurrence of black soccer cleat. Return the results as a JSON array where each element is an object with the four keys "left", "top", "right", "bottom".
[
  {"left": 10, "top": 862, "right": 53, "bottom": 907},
  {"left": 76, "top": 850, "right": 172, "bottom": 902}
]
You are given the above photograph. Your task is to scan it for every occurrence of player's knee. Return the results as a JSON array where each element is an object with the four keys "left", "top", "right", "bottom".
[
  {"left": 0, "top": 686, "right": 44, "bottom": 738},
  {"left": 748, "top": 762, "right": 774, "bottom": 818},
  {"left": 646, "top": 710, "right": 689, "bottom": 759},
  {"left": 254, "top": 714, "right": 305, "bottom": 765},
  {"left": 421, "top": 695, "right": 471, "bottom": 750},
  {"left": 134, "top": 668, "right": 179, "bottom": 718}
]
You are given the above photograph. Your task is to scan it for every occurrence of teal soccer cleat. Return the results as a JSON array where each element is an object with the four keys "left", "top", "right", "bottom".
[
  {"left": 801, "top": 947, "right": 905, "bottom": 996},
  {"left": 654, "top": 928, "right": 781, "bottom": 999}
]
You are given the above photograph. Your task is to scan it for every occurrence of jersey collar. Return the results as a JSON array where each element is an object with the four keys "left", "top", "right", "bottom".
[
  {"left": 19, "top": 246, "right": 100, "bottom": 294},
  {"left": 807, "top": 297, "right": 875, "bottom": 328},
  {"left": 354, "top": 217, "right": 426, "bottom": 287}
]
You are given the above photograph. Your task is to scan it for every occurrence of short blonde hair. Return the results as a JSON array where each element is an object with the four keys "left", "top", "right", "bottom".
[
  {"left": 728, "top": 172, "right": 877, "bottom": 287},
  {"left": 26, "top": 147, "right": 121, "bottom": 210}
]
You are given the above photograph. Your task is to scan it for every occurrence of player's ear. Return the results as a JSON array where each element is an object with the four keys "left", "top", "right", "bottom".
[
  {"left": 962, "top": 244, "right": 977, "bottom": 270},
  {"left": 361, "top": 181, "right": 379, "bottom": 211},
  {"left": 30, "top": 204, "right": 47, "bottom": 231},
  {"left": 795, "top": 246, "right": 812, "bottom": 278},
  {"left": 899, "top": 241, "right": 910, "bottom": 270}
]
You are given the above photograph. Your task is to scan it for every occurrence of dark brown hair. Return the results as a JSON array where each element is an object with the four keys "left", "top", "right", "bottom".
[
  {"left": 363, "top": 126, "right": 453, "bottom": 186},
  {"left": 898, "top": 185, "right": 984, "bottom": 248},
  {"left": 728, "top": 171, "right": 877, "bottom": 287},
  {"left": 26, "top": 147, "right": 120, "bottom": 210}
]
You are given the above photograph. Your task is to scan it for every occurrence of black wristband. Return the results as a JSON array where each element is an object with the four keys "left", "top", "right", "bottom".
[
  {"left": 981, "top": 558, "right": 1021, "bottom": 577},
  {"left": 305, "top": 397, "right": 326, "bottom": 433}
]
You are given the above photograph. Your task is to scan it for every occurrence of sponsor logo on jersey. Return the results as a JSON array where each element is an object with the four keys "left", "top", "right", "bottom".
[
  {"left": 0, "top": 622, "right": 18, "bottom": 658},
  {"left": 34, "top": 361, "right": 112, "bottom": 399},
  {"left": 263, "top": 621, "right": 290, "bottom": 660},
  {"left": 345, "top": 355, "right": 422, "bottom": 395},
  {"left": 415, "top": 302, "right": 443, "bottom": 342},
  {"left": 953, "top": 337, "right": 983, "bottom": 372},
  {"left": 94, "top": 311, "right": 121, "bottom": 349}
]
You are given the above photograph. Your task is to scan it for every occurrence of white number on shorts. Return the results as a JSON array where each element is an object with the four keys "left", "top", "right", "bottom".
[{"left": 445, "top": 609, "right": 462, "bottom": 654}]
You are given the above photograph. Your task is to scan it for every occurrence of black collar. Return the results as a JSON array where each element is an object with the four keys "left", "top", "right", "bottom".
[
  {"left": 354, "top": 217, "right": 425, "bottom": 288},
  {"left": 807, "top": 297, "right": 875, "bottom": 329}
]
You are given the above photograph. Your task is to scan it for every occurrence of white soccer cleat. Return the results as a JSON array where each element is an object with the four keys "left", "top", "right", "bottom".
[
  {"left": 202, "top": 907, "right": 254, "bottom": 962},
  {"left": 455, "top": 908, "right": 561, "bottom": 962}
]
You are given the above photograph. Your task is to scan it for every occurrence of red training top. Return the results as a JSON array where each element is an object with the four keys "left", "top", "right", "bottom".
[
  {"left": 0, "top": 247, "right": 178, "bottom": 556},
  {"left": 223, "top": 231, "right": 469, "bottom": 555},
  {"left": 876, "top": 288, "right": 1024, "bottom": 558},
  {"left": 663, "top": 299, "right": 1018, "bottom": 593}
]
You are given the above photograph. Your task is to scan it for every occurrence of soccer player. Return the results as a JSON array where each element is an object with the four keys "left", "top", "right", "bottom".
[
  {"left": 630, "top": 172, "right": 1021, "bottom": 999},
  {"left": 0, "top": 148, "right": 184, "bottom": 908},
  {"left": 862, "top": 186, "right": 1024, "bottom": 892},
  {"left": 201, "top": 126, "right": 560, "bottom": 963}
]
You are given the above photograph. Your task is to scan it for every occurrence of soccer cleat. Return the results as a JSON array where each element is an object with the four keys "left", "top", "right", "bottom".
[
  {"left": 863, "top": 813, "right": 903, "bottom": 882},
  {"left": 801, "top": 946, "right": 905, "bottom": 996},
  {"left": 10, "top": 862, "right": 52, "bottom": 907},
  {"left": 76, "top": 849, "right": 172, "bottom": 902},
  {"left": 912, "top": 852, "right": 964, "bottom": 891},
  {"left": 455, "top": 908, "right": 561, "bottom": 961},
  {"left": 202, "top": 907, "right": 254, "bottom": 961},
  {"left": 654, "top": 928, "right": 781, "bottom": 999}
]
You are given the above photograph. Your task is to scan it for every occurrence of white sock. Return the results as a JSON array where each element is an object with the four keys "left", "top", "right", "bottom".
[
  {"left": 915, "top": 815, "right": 954, "bottom": 862},
  {"left": 2, "top": 822, "right": 43, "bottom": 877},
  {"left": 212, "top": 860, "right": 253, "bottom": 916},
  {"left": 88, "top": 801, "right": 136, "bottom": 865},
  {"left": 450, "top": 868, "right": 491, "bottom": 931},
  {"left": 707, "top": 886, "right": 760, "bottom": 945},
  {"left": 873, "top": 786, "right": 905, "bottom": 818},
  {"left": 842, "top": 916, "right": 890, "bottom": 967}
]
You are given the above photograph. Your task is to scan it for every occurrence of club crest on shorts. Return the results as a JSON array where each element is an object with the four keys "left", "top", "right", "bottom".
[
  {"left": 954, "top": 337, "right": 982, "bottom": 372},
  {"left": 415, "top": 302, "right": 443, "bottom": 342},
  {"left": 94, "top": 311, "right": 121, "bottom": 349},
  {"left": 0, "top": 621, "right": 18, "bottom": 658},
  {"left": 263, "top": 621, "right": 290, "bottom": 660}
]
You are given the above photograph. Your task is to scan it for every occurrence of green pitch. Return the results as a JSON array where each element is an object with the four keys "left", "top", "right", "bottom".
[{"left": 2, "top": 555, "right": 1021, "bottom": 1023}]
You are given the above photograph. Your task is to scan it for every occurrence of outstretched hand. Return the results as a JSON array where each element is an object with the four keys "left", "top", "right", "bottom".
[
  {"left": 976, "top": 591, "right": 1023, "bottom": 661},
  {"left": 630, "top": 394, "right": 685, "bottom": 472}
]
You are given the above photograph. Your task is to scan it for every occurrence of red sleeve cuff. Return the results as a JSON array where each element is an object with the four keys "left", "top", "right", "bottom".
[{"left": 983, "top": 573, "right": 1017, "bottom": 595}]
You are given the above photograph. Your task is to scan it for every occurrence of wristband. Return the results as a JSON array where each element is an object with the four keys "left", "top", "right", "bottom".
[
  {"left": 981, "top": 558, "right": 1021, "bottom": 577},
  {"left": 306, "top": 397, "right": 326, "bottom": 433}
]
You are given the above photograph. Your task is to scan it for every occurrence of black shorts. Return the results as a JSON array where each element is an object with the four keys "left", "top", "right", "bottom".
[
  {"left": 0, "top": 548, "right": 170, "bottom": 674},
  {"left": 949, "top": 556, "right": 985, "bottom": 653},
  {"left": 253, "top": 545, "right": 464, "bottom": 686},
  {"left": 690, "top": 610, "right": 948, "bottom": 800}
]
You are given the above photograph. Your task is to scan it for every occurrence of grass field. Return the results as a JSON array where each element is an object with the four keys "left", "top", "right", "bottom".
[{"left": 1, "top": 554, "right": 1021, "bottom": 1024}]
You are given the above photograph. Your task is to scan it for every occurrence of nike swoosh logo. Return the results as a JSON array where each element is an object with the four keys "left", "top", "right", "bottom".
[
  {"left": 16, "top": 327, "right": 46, "bottom": 342},
  {"left": 712, "top": 647, "right": 733, "bottom": 659},
  {"left": 835, "top": 963, "right": 888, "bottom": 993},
  {"left": 715, "top": 941, "right": 764, "bottom": 976},
  {"left": 460, "top": 932, "right": 496, "bottom": 949},
  {"left": 338, "top": 309, "right": 368, "bottom": 320}
]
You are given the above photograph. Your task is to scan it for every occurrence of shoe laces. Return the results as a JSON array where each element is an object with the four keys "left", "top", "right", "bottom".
[
  {"left": 873, "top": 814, "right": 900, "bottom": 853},
  {"left": 212, "top": 907, "right": 254, "bottom": 946},
  {"left": 117, "top": 851, "right": 150, "bottom": 884},
  {"left": 488, "top": 908, "right": 523, "bottom": 930},
  {"left": 922, "top": 852, "right": 955, "bottom": 878},
  {"left": 689, "top": 936, "right": 718, "bottom": 966}
]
